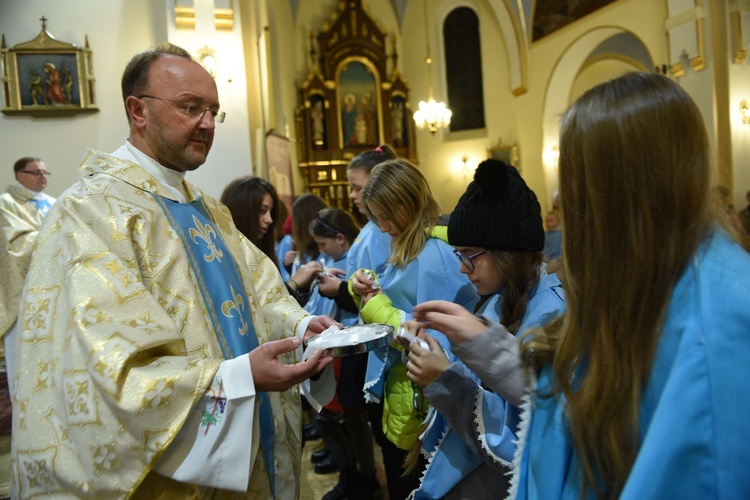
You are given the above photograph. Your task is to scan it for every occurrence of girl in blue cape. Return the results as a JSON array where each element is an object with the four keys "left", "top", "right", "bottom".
[
  {"left": 512, "top": 72, "right": 750, "bottom": 499},
  {"left": 312, "top": 146, "right": 396, "bottom": 500},
  {"left": 285, "top": 193, "right": 327, "bottom": 305},
  {"left": 398, "top": 159, "right": 565, "bottom": 499},
  {"left": 413, "top": 72, "right": 750, "bottom": 499},
  {"left": 349, "top": 158, "right": 478, "bottom": 499},
  {"left": 316, "top": 145, "right": 396, "bottom": 311}
]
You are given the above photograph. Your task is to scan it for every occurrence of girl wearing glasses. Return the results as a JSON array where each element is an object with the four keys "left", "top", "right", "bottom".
[
  {"left": 349, "top": 158, "right": 478, "bottom": 499},
  {"left": 398, "top": 158, "right": 565, "bottom": 499}
]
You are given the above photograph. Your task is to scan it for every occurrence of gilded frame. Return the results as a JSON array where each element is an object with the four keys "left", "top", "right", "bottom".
[
  {"left": 1, "top": 23, "right": 98, "bottom": 116},
  {"left": 488, "top": 139, "right": 520, "bottom": 171},
  {"left": 336, "top": 57, "right": 383, "bottom": 149}
]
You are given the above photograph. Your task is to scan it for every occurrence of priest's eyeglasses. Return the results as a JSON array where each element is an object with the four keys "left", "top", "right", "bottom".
[
  {"left": 19, "top": 170, "right": 52, "bottom": 177},
  {"left": 453, "top": 249, "right": 487, "bottom": 271},
  {"left": 138, "top": 95, "right": 226, "bottom": 123}
]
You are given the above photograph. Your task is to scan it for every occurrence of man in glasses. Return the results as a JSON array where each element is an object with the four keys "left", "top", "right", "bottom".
[
  {"left": 11, "top": 43, "right": 335, "bottom": 498},
  {"left": 0, "top": 157, "right": 56, "bottom": 397}
]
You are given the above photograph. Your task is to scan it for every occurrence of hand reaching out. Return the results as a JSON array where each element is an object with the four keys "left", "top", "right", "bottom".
[
  {"left": 316, "top": 268, "right": 345, "bottom": 297},
  {"left": 283, "top": 250, "right": 297, "bottom": 267},
  {"left": 248, "top": 337, "right": 332, "bottom": 392},
  {"left": 291, "top": 260, "right": 325, "bottom": 288},
  {"left": 412, "top": 300, "right": 486, "bottom": 345},
  {"left": 350, "top": 269, "right": 378, "bottom": 296},
  {"left": 351, "top": 269, "right": 382, "bottom": 305}
]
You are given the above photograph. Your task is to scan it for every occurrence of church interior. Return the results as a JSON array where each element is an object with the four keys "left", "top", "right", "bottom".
[
  {"left": 2, "top": 0, "right": 749, "bottom": 214},
  {"left": 1, "top": 0, "right": 750, "bottom": 497}
]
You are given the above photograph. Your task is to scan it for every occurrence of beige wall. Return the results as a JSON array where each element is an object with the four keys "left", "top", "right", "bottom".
[
  {"left": 1, "top": 0, "right": 161, "bottom": 197},
  {"left": 0, "top": 0, "right": 253, "bottom": 201}
]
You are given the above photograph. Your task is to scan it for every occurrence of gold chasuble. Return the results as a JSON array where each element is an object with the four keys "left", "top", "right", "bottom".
[
  {"left": 11, "top": 150, "right": 308, "bottom": 498},
  {"left": 0, "top": 185, "right": 54, "bottom": 343}
]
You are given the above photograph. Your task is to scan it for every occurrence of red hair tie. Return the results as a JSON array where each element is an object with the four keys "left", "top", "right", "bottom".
[{"left": 374, "top": 146, "right": 383, "bottom": 152}]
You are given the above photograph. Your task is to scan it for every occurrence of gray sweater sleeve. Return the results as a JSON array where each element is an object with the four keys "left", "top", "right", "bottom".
[
  {"left": 423, "top": 362, "right": 505, "bottom": 469},
  {"left": 450, "top": 319, "right": 526, "bottom": 407}
]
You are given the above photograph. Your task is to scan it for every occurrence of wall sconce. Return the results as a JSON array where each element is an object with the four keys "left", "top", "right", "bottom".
[
  {"left": 740, "top": 100, "right": 750, "bottom": 125},
  {"left": 452, "top": 155, "right": 474, "bottom": 180},
  {"left": 542, "top": 146, "right": 559, "bottom": 169},
  {"left": 196, "top": 46, "right": 218, "bottom": 79}
]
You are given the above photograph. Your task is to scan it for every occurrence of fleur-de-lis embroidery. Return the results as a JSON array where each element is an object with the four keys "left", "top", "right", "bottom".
[
  {"left": 221, "top": 284, "right": 249, "bottom": 336},
  {"left": 188, "top": 215, "right": 223, "bottom": 262}
]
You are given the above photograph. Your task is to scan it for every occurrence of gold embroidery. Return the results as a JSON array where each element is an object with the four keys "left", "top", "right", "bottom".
[
  {"left": 33, "top": 360, "right": 55, "bottom": 394},
  {"left": 188, "top": 215, "right": 223, "bottom": 263},
  {"left": 142, "top": 377, "right": 178, "bottom": 410},
  {"left": 17, "top": 448, "right": 60, "bottom": 494},
  {"left": 221, "top": 284, "right": 249, "bottom": 336},
  {"left": 91, "top": 442, "right": 119, "bottom": 474},
  {"left": 64, "top": 374, "right": 98, "bottom": 425}
]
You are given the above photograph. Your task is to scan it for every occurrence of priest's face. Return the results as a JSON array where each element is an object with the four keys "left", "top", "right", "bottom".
[
  {"left": 16, "top": 160, "right": 49, "bottom": 192},
  {"left": 139, "top": 56, "right": 219, "bottom": 172}
]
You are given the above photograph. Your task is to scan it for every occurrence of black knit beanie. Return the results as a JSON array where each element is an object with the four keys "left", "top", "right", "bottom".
[{"left": 448, "top": 159, "right": 544, "bottom": 251}]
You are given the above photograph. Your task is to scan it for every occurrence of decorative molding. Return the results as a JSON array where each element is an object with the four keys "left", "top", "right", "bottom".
[
  {"left": 174, "top": 6, "right": 196, "bottom": 30},
  {"left": 665, "top": 0, "right": 706, "bottom": 77},
  {"left": 730, "top": 0, "right": 750, "bottom": 63},
  {"left": 214, "top": 8, "right": 234, "bottom": 31}
]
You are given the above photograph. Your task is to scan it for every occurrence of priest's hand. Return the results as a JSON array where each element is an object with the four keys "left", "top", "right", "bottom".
[
  {"left": 303, "top": 315, "right": 342, "bottom": 345},
  {"left": 249, "top": 337, "right": 332, "bottom": 392},
  {"left": 412, "top": 300, "right": 486, "bottom": 345}
]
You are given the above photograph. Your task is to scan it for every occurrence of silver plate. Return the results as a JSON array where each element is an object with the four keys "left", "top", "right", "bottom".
[{"left": 308, "top": 324, "right": 394, "bottom": 357}]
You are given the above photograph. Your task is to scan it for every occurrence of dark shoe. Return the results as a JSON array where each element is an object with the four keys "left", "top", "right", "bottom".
[
  {"left": 303, "top": 422, "right": 321, "bottom": 441},
  {"left": 311, "top": 447, "right": 331, "bottom": 464},
  {"left": 322, "top": 470, "right": 351, "bottom": 500},
  {"left": 314, "top": 454, "right": 339, "bottom": 475}
]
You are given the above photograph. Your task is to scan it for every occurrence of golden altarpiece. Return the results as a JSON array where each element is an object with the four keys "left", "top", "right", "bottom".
[{"left": 296, "top": 0, "right": 416, "bottom": 217}]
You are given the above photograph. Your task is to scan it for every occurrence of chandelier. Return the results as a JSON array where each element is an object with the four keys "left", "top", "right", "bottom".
[
  {"left": 413, "top": 0, "right": 451, "bottom": 134},
  {"left": 414, "top": 98, "right": 452, "bottom": 133}
]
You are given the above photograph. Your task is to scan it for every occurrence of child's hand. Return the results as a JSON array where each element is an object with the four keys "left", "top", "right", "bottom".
[
  {"left": 351, "top": 269, "right": 380, "bottom": 296},
  {"left": 404, "top": 334, "right": 449, "bottom": 387},
  {"left": 412, "top": 300, "right": 486, "bottom": 344}
]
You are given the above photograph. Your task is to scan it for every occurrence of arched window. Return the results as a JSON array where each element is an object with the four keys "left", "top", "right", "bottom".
[{"left": 443, "top": 7, "right": 485, "bottom": 131}]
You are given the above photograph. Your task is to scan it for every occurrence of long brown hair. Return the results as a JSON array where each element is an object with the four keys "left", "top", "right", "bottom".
[
  {"left": 220, "top": 176, "right": 280, "bottom": 267},
  {"left": 487, "top": 250, "right": 543, "bottom": 334},
  {"left": 523, "top": 73, "right": 712, "bottom": 497}
]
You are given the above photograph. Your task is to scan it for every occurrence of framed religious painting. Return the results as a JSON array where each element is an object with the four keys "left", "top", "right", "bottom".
[
  {"left": 266, "top": 130, "right": 295, "bottom": 209},
  {"left": 489, "top": 139, "right": 520, "bottom": 172},
  {"left": 337, "top": 59, "right": 381, "bottom": 148},
  {"left": 1, "top": 19, "right": 98, "bottom": 116}
]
